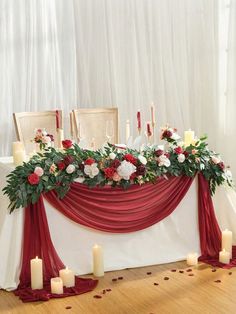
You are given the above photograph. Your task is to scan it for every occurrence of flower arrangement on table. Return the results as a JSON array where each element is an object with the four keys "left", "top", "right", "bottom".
[
  {"left": 33, "top": 128, "right": 54, "bottom": 150},
  {"left": 3, "top": 127, "right": 233, "bottom": 213}
]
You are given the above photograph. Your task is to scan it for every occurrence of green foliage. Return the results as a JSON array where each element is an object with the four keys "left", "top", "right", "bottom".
[{"left": 3, "top": 136, "right": 234, "bottom": 213}]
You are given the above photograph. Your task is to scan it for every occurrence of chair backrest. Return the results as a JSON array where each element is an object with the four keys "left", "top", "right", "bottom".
[
  {"left": 72, "top": 108, "right": 119, "bottom": 149},
  {"left": 13, "top": 110, "right": 63, "bottom": 153}
]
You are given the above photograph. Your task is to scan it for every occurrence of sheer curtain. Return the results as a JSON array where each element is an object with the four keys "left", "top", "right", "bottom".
[{"left": 0, "top": 0, "right": 220, "bottom": 157}]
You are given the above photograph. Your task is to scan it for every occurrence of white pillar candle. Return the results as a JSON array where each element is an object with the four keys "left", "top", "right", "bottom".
[
  {"left": 184, "top": 129, "right": 195, "bottom": 147},
  {"left": 93, "top": 244, "right": 104, "bottom": 277},
  {"left": 59, "top": 267, "right": 75, "bottom": 288},
  {"left": 30, "top": 256, "right": 43, "bottom": 290},
  {"left": 51, "top": 277, "right": 63, "bottom": 294},
  {"left": 13, "top": 150, "right": 26, "bottom": 166},
  {"left": 13, "top": 141, "right": 24, "bottom": 152},
  {"left": 126, "top": 120, "right": 130, "bottom": 143},
  {"left": 186, "top": 252, "right": 198, "bottom": 266},
  {"left": 222, "top": 229, "right": 232, "bottom": 258},
  {"left": 219, "top": 248, "right": 230, "bottom": 264}
]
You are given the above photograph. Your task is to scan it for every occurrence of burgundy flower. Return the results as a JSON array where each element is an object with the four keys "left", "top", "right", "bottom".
[
  {"left": 155, "top": 149, "right": 164, "bottom": 157},
  {"left": 104, "top": 167, "right": 116, "bottom": 179},
  {"left": 57, "top": 161, "right": 66, "bottom": 170},
  {"left": 183, "top": 151, "right": 189, "bottom": 157},
  {"left": 123, "top": 154, "right": 137, "bottom": 165},
  {"left": 136, "top": 164, "right": 146, "bottom": 176},
  {"left": 64, "top": 155, "right": 74, "bottom": 166},
  {"left": 162, "top": 130, "right": 172, "bottom": 139},
  {"left": 111, "top": 159, "right": 121, "bottom": 168},
  {"left": 218, "top": 162, "right": 225, "bottom": 170},
  {"left": 130, "top": 172, "right": 137, "bottom": 180},
  {"left": 84, "top": 158, "right": 95, "bottom": 165},
  {"left": 174, "top": 147, "right": 183, "bottom": 154},
  {"left": 28, "top": 173, "right": 40, "bottom": 185},
  {"left": 165, "top": 153, "right": 170, "bottom": 158},
  {"left": 62, "top": 139, "right": 73, "bottom": 149},
  {"left": 79, "top": 163, "right": 85, "bottom": 171}
]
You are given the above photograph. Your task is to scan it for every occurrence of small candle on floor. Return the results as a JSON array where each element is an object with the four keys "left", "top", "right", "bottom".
[
  {"left": 186, "top": 253, "right": 198, "bottom": 266},
  {"left": 51, "top": 277, "right": 63, "bottom": 294},
  {"left": 219, "top": 248, "right": 230, "bottom": 264},
  {"left": 93, "top": 244, "right": 104, "bottom": 277},
  {"left": 59, "top": 266, "right": 75, "bottom": 287}
]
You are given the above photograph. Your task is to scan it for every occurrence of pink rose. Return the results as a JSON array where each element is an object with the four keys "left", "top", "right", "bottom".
[{"left": 113, "top": 172, "right": 121, "bottom": 182}]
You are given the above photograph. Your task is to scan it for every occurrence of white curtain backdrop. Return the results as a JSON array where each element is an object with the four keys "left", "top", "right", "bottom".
[{"left": 0, "top": 0, "right": 235, "bottom": 176}]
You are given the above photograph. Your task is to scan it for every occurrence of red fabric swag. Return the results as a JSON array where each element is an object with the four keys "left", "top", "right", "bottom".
[{"left": 44, "top": 175, "right": 194, "bottom": 233}]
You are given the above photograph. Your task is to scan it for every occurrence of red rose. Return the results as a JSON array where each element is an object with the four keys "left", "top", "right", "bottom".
[
  {"left": 63, "top": 155, "right": 74, "bottom": 166},
  {"left": 155, "top": 149, "right": 164, "bottom": 157},
  {"left": 28, "top": 173, "right": 40, "bottom": 185},
  {"left": 57, "top": 161, "right": 66, "bottom": 170},
  {"left": 165, "top": 153, "right": 170, "bottom": 158},
  {"left": 218, "top": 162, "right": 225, "bottom": 170},
  {"left": 123, "top": 154, "right": 137, "bottom": 165},
  {"left": 62, "top": 139, "right": 73, "bottom": 149},
  {"left": 183, "top": 151, "right": 189, "bottom": 157},
  {"left": 85, "top": 158, "right": 95, "bottom": 165},
  {"left": 104, "top": 167, "right": 116, "bottom": 179},
  {"left": 111, "top": 159, "right": 121, "bottom": 168},
  {"left": 174, "top": 147, "right": 183, "bottom": 154}
]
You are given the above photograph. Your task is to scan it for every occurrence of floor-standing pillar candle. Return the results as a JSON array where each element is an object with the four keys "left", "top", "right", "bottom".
[
  {"left": 93, "top": 244, "right": 104, "bottom": 277},
  {"left": 222, "top": 229, "right": 232, "bottom": 259},
  {"left": 30, "top": 256, "right": 43, "bottom": 290}
]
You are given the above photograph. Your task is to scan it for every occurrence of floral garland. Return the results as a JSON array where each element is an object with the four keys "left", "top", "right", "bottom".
[{"left": 3, "top": 127, "right": 233, "bottom": 213}]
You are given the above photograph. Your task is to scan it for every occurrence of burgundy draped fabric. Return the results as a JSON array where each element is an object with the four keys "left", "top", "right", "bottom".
[
  {"left": 15, "top": 173, "right": 236, "bottom": 302},
  {"left": 15, "top": 196, "right": 98, "bottom": 302},
  {"left": 198, "top": 173, "right": 236, "bottom": 268},
  {"left": 44, "top": 176, "right": 194, "bottom": 233}
]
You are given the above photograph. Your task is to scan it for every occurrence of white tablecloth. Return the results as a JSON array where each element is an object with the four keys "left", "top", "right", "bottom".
[{"left": 1, "top": 156, "right": 234, "bottom": 291}]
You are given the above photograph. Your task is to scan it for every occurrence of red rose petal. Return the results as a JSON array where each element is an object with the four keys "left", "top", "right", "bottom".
[
  {"left": 65, "top": 306, "right": 72, "bottom": 310},
  {"left": 229, "top": 272, "right": 232, "bottom": 275},
  {"left": 93, "top": 295, "right": 102, "bottom": 299},
  {"left": 186, "top": 269, "right": 192, "bottom": 272},
  {"left": 164, "top": 277, "right": 169, "bottom": 280},
  {"left": 214, "top": 280, "right": 221, "bottom": 283},
  {"left": 154, "top": 282, "right": 159, "bottom": 286},
  {"left": 212, "top": 269, "right": 217, "bottom": 272},
  {"left": 171, "top": 269, "right": 177, "bottom": 272},
  {"left": 179, "top": 270, "right": 184, "bottom": 273},
  {"left": 118, "top": 276, "right": 123, "bottom": 280},
  {"left": 106, "top": 288, "right": 112, "bottom": 292},
  {"left": 146, "top": 272, "right": 152, "bottom": 275},
  {"left": 112, "top": 278, "right": 117, "bottom": 282},
  {"left": 102, "top": 290, "right": 106, "bottom": 294},
  {"left": 188, "top": 274, "right": 194, "bottom": 276}
]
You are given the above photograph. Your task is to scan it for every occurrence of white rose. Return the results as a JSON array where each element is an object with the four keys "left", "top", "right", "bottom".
[
  {"left": 117, "top": 160, "right": 136, "bottom": 180},
  {"left": 34, "top": 166, "right": 44, "bottom": 177},
  {"left": 42, "top": 130, "right": 47, "bottom": 136},
  {"left": 138, "top": 155, "right": 147, "bottom": 165},
  {"left": 43, "top": 136, "right": 51, "bottom": 143},
  {"left": 211, "top": 156, "right": 221, "bottom": 164},
  {"left": 177, "top": 154, "right": 185, "bottom": 163},
  {"left": 171, "top": 132, "right": 181, "bottom": 140},
  {"left": 158, "top": 155, "right": 171, "bottom": 167},
  {"left": 109, "top": 152, "right": 116, "bottom": 160},
  {"left": 74, "top": 176, "right": 85, "bottom": 183},
  {"left": 66, "top": 164, "right": 75, "bottom": 174},
  {"left": 84, "top": 163, "right": 99, "bottom": 178}
]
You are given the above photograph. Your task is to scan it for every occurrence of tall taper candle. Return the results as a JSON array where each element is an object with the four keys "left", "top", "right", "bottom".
[
  {"left": 151, "top": 103, "right": 155, "bottom": 125},
  {"left": 137, "top": 110, "right": 141, "bottom": 133},
  {"left": 126, "top": 119, "right": 130, "bottom": 143},
  {"left": 93, "top": 244, "right": 104, "bottom": 277},
  {"left": 31, "top": 256, "right": 43, "bottom": 290}
]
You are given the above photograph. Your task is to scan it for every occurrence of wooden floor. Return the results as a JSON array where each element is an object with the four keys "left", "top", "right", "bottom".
[{"left": 1, "top": 261, "right": 236, "bottom": 314}]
